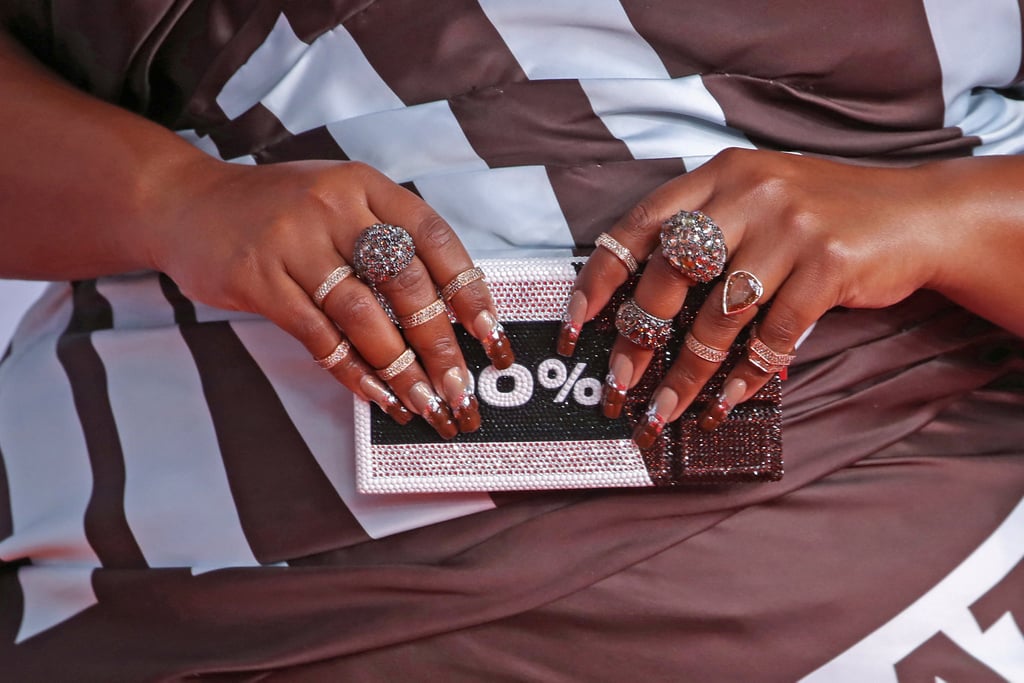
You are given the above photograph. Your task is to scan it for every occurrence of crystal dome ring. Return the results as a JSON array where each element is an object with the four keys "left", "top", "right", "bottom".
[
  {"left": 659, "top": 210, "right": 727, "bottom": 284},
  {"left": 353, "top": 223, "right": 416, "bottom": 284}
]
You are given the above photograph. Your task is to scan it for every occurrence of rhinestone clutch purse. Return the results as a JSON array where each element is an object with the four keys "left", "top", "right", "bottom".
[{"left": 355, "top": 257, "right": 782, "bottom": 494}]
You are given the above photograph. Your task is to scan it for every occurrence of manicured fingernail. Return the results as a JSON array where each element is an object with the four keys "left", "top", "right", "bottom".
[
  {"left": 557, "top": 290, "right": 587, "bottom": 357},
  {"left": 632, "top": 388, "right": 678, "bottom": 450},
  {"left": 601, "top": 353, "right": 633, "bottom": 419},
  {"left": 699, "top": 378, "right": 747, "bottom": 432},
  {"left": 360, "top": 375, "right": 413, "bottom": 425},
  {"left": 443, "top": 367, "right": 481, "bottom": 433},
  {"left": 473, "top": 310, "right": 515, "bottom": 370},
  {"left": 409, "top": 381, "right": 458, "bottom": 440}
]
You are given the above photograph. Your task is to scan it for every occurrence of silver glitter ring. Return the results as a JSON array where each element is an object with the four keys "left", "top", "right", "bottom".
[
  {"left": 398, "top": 298, "right": 447, "bottom": 328},
  {"left": 660, "top": 210, "right": 727, "bottom": 284},
  {"left": 595, "top": 232, "right": 639, "bottom": 275},
  {"left": 614, "top": 298, "right": 673, "bottom": 350},
  {"left": 746, "top": 326, "right": 796, "bottom": 374},
  {"left": 313, "top": 265, "right": 354, "bottom": 307},
  {"left": 377, "top": 347, "right": 416, "bottom": 381},
  {"left": 314, "top": 339, "right": 351, "bottom": 370},
  {"left": 441, "top": 266, "right": 486, "bottom": 302},
  {"left": 353, "top": 223, "right": 416, "bottom": 285},
  {"left": 684, "top": 331, "right": 729, "bottom": 363}
]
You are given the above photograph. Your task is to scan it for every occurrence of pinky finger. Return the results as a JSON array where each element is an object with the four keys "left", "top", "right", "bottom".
[{"left": 314, "top": 338, "right": 414, "bottom": 425}]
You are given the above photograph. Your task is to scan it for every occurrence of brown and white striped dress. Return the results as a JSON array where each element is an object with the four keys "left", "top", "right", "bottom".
[{"left": 1, "top": 1, "right": 1023, "bottom": 680}]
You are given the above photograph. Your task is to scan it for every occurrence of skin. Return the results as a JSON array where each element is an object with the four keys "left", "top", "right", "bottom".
[
  {"left": 0, "top": 30, "right": 505, "bottom": 438},
  {"left": 2, "top": 28, "right": 1022, "bottom": 444},
  {"left": 573, "top": 148, "right": 1024, "bottom": 433}
]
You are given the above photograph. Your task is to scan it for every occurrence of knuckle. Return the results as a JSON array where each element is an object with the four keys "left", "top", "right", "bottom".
[
  {"left": 760, "top": 305, "right": 803, "bottom": 347},
  {"left": 416, "top": 334, "right": 462, "bottom": 365},
  {"left": 661, "top": 360, "right": 707, "bottom": 390},
  {"left": 293, "top": 312, "right": 336, "bottom": 346},
  {"left": 415, "top": 213, "right": 457, "bottom": 253},
  {"left": 332, "top": 290, "right": 380, "bottom": 327},
  {"left": 381, "top": 263, "right": 427, "bottom": 299},
  {"left": 620, "top": 199, "right": 660, "bottom": 239}
]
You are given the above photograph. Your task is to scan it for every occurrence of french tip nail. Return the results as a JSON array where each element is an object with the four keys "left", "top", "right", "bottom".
[
  {"left": 386, "top": 403, "right": 415, "bottom": 425},
  {"left": 454, "top": 396, "right": 482, "bottom": 433},
  {"left": 557, "top": 290, "right": 588, "bottom": 356},
  {"left": 557, "top": 324, "right": 580, "bottom": 357},
  {"left": 474, "top": 310, "right": 516, "bottom": 369},
  {"left": 602, "top": 388, "right": 626, "bottom": 419}
]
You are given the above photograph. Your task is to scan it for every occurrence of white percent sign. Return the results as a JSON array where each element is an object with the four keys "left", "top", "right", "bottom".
[
  {"left": 476, "top": 359, "right": 603, "bottom": 408},
  {"left": 537, "top": 358, "right": 602, "bottom": 406}
]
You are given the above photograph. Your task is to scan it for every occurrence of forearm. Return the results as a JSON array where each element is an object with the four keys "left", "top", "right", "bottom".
[
  {"left": 922, "top": 155, "right": 1024, "bottom": 337},
  {"left": 0, "top": 28, "right": 214, "bottom": 280}
]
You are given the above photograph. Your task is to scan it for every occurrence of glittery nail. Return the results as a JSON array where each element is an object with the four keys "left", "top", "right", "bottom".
[
  {"left": 699, "top": 378, "right": 747, "bottom": 432},
  {"left": 409, "top": 381, "right": 458, "bottom": 440},
  {"left": 601, "top": 353, "right": 633, "bottom": 419},
  {"left": 360, "top": 375, "right": 413, "bottom": 425},
  {"left": 632, "top": 388, "right": 678, "bottom": 450},
  {"left": 473, "top": 310, "right": 515, "bottom": 370},
  {"left": 443, "top": 367, "right": 481, "bottom": 433},
  {"left": 557, "top": 290, "right": 588, "bottom": 357}
]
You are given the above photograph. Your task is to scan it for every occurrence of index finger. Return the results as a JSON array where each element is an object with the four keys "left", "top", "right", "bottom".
[{"left": 559, "top": 165, "right": 715, "bottom": 357}]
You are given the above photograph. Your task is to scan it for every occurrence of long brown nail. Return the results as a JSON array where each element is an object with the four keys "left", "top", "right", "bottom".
[
  {"left": 699, "top": 378, "right": 747, "bottom": 432},
  {"left": 601, "top": 353, "right": 633, "bottom": 419},
  {"left": 360, "top": 375, "right": 413, "bottom": 425},
  {"left": 473, "top": 310, "right": 515, "bottom": 370},
  {"left": 632, "top": 388, "right": 678, "bottom": 450},
  {"left": 409, "top": 381, "right": 458, "bottom": 439},
  {"left": 557, "top": 290, "right": 587, "bottom": 357},
  {"left": 443, "top": 367, "right": 481, "bottom": 433}
]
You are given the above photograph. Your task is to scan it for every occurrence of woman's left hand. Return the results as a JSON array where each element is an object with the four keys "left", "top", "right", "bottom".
[{"left": 562, "top": 148, "right": 950, "bottom": 445}]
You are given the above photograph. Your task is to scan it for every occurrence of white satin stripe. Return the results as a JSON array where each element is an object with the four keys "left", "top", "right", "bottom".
[
  {"left": 478, "top": 0, "right": 668, "bottom": 80},
  {"left": 960, "top": 90, "right": 1024, "bottom": 156},
  {"left": 581, "top": 76, "right": 755, "bottom": 162},
  {"left": 260, "top": 21, "right": 403, "bottom": 135},
  {"left": 415, "top": 166, "right": 576, "bottom": 256},
  {"left": 91, "top": 324, "right": 258, "bottom": 568},
  {"left": 3, "top": 282, "right": 68, "bottom": 356},
  {"left": 328, "top": 101, "right": 488, "bottom": 183},
  {"left": 0, "top": 298, "right": 100, "bottom": 568},
  {"left": 15, "top": 566, "right": 96, "bottom": 644},
  {"left": 216, "top": 13, "right": 310, "bottom": 119},
  {"left": 922, "top": 0, "right": 1022, "bottom": 127},
  {"left": 95, "top": 275, "right": 176, "bottom": 330},
  {"left": 802, "top": 495, "right": 1024, "bottom": 682},
  {"left": 230, "top": 320, "right": 495, "bottom": 539}
]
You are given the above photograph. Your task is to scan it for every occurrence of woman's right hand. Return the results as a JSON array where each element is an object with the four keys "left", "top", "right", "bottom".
[{"left": 150, "top": 157, "right": 514, "bottom": 439}]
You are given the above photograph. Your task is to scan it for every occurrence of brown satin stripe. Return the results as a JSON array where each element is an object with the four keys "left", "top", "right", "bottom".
[
  {"left": 46, "top": 0, "right": 184, "bottom": 104},
  {"left": 705, "top": 74, "right": 974, "bottom": 159},
  {"left": 207, "top": 102, "right": 292, "bottom": 160},
  {"left": 450, "top": 80, "right": 634, "bottom": 170},
  {"left": 179, "top": 322, "right": 370, "bottom": 563},
  {"left": 157, "top": 273, "right": 197, "bottom": 326},
  {"left": 970, "top": 556, "right": 1024, "bottom": 632},
  {"left": 344, "top": 0, "right": 526, "bottom": 106},
  {"left": 0, "top": 570, "right": 24, "bottom": 656},
  {"left": 0, "top": 443, "right": 11, "bottom": 543},
  {"left": 56, "top": 281, "right": 147, "bottom": 569},
  {"left": 894, "top": 632, "right": 1009, "bottom": 683},
  {"left": 622, "top": 0, "right": 955, "bottom": 159},
  {"left": 171, "top": 1, "right": 292, "bottom": 126},
  {"left": 547, "top": 159, "right": 686, "bottom": 246},
  {"left": 255, "top": 125, "right": 349, "bottom": 164}
]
